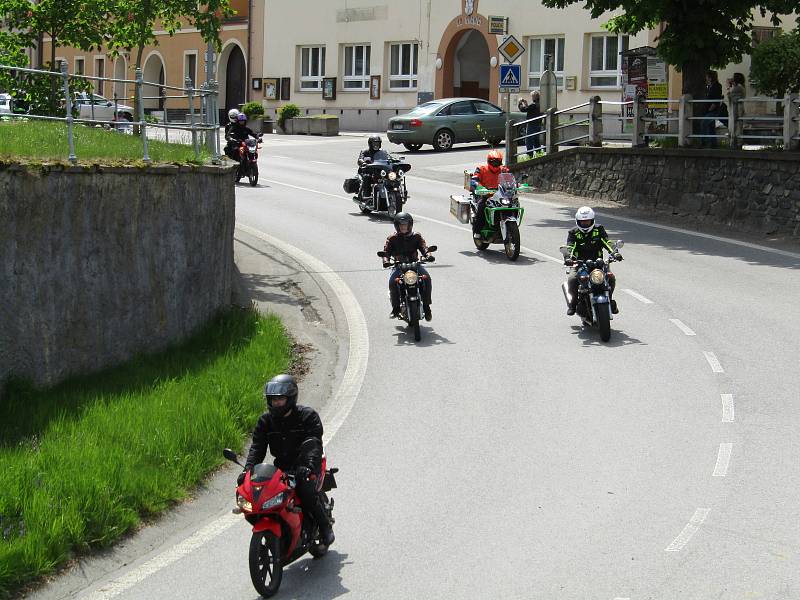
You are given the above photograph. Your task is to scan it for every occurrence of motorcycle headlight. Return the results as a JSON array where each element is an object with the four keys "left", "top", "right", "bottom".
[
  {"left": 236, "top": 494, "right": 253, "bottom": 513},
  {"left": 261, "top": 491, "right": 286, "bottom": 511},
  {"left": 397, "top": 169, "right": 404, "bottom": 177},
  {"left": 501, "top": 198, "right": 511, "bottom": 205},
  {"left": 403, "top": 270, "right": 418, "bottom": 285},
  {"left": 380, "top": 169, "right": 387, "bottom": 177},
  {"left": 590, "top": 269, "right": 605, "bottom": 285},
  {"left": 388, "top": 171, "right": 397, "bottom": 181}
]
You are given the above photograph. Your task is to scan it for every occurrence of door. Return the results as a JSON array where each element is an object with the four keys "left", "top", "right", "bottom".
[
  {"left": 472, "top": 100, "right": 505, "bottom": 140},
  {"left": 445, "top": 100, "right": 479, "bottom": 142}
]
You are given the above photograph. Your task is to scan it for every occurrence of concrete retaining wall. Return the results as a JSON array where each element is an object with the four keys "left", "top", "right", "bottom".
[
  {"left": 511, "top": 147, "right": 800, "bottom": 237},
  {"left": 0, "top": 162, "right": 235, "bottom": 390}
]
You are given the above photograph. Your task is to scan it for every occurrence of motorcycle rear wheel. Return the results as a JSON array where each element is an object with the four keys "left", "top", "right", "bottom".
[
  {"left": 249, "top": 531, "right": 283, "bottom": 598},
  {"left": 504, "top": 222, "right": 521, "bottom": 261},
  {"left": 597, "top": 304, "right": 612, "bottom": 342},
  {"left": 248, "top": 164, "right": 259, "bottom": 186}
]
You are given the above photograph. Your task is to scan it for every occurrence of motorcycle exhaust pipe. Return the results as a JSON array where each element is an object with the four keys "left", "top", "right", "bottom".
[{"left": 561, "top": 282, "right": 572, "bottom": 308}]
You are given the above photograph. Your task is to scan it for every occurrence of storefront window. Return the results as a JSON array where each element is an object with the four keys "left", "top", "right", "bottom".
[
  {"left": 300, "top": 46, "right": 326, "bottom": 90},
  {"left": 343, "top": 44, "right": 370, "bottom": 90},
  {"left": 528, "top": 36, "right": 565, "bottom": 88},
  {"left": 389, "top": 42, "right": 418, "bottom": 90},
  {"left": 589, "top": 33, "right": 629, "bottom": 87}
]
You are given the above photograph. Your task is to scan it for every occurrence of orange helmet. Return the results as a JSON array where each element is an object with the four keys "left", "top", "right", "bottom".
[{"left": 487, "top": 149, "right": 503, "bottom": 170}]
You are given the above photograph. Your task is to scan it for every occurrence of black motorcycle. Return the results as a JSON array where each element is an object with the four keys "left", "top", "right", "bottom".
[
  {"left": 376, "top": 246, "right": 437, "bottom": 342},
  {"left": 559, "top": 241, "right": 624, "bottom": 342},
  {"left": 344, "top": 150, "right": 411, "bottom": 217}
]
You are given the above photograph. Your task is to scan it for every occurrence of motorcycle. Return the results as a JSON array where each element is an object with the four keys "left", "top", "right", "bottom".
[
  {"left": 559, "top": 240, "right": 624, "bottom": 342},
  {"left": 236, "top": 135, "right": 262, "bottom": 186},
  {"left": 376, "top": 245, "right": 437, "bottom": 342},
  {"left": 450, "top": 172, "right": 529, "bottom": 261},
  {"left": 344, "top": 150, "right": 411, "bottom": 217},
  {"left": 223, "top": 447, "right": 338, "bottom": 598}
]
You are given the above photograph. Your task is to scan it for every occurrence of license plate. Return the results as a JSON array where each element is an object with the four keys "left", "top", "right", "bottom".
[{"left": 392, "top": 123, "right": 404, "bottom": 130}]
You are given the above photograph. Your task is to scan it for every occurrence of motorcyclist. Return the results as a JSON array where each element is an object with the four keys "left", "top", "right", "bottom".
[
  {"left": 356, "top": 135, "right": 385, "bottom": 200},
  {"left": 239, "top": 373, "right": 335, "bottom": 547},
  {"left": 225, "top": 111, "right": 257, "bottom": 162},
  {"left": 469, "top": 149, "right": 509, "bottom": 239},
  {"left": 382, "top": 212, "right": 433, "bottom": 321},
  {"left": 564, "top": 206, "right": 622, "bottom": 316}
]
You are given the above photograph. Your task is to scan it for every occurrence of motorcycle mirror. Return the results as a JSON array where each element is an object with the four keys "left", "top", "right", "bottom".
[
  {"left": 427, "top": 245, "right": 438, "bottom": 252},
  {"left": 223, "top": 448, "right": 243, "bottom": 466},
  {"left": 559, "top": 245, "right": 571, "bottom": 257},
  {"left": 615, "top": 240, "right": 625, "bottom": 249},
  {"left": 377, "top": 251, "right": 387, "bottom": 257}
]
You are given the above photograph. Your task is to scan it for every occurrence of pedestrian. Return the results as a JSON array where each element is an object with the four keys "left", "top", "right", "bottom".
[
  {"left": 518, "top": 90, "right": 542, "bottom": 157},
  {"left": 726, "top": 72, "right": 746, "bottom": 126},
  {"left": 701, "top": 70, "right": 723, "bottom": 148}
]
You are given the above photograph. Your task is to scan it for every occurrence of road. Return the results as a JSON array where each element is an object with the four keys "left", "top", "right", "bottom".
[{"left": 31, "top": 134, "right": 800, "bottom": 600}]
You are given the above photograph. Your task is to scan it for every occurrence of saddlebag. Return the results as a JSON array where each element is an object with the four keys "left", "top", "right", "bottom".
[
  {"left": 343, "top": 177, "right": 360, "bottom": 194},
  {"left": 450, "top": 194, "right": 471, "bottom": 224}
]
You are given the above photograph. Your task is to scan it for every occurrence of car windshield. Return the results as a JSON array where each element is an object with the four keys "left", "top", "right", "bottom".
[{"left": 406, "top": 101, "right": 445, "bottom": 116}]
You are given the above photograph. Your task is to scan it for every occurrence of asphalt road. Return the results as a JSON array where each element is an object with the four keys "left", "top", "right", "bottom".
[{"left": 31, "top": 134, "right": 800, "bottom": 600}]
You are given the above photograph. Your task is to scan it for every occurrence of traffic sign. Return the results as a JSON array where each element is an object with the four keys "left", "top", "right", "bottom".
[
  {"left": 499, "top": 64, "right": 521, "bottom": 92},
  {"left": 498, "top": 35, "right": 525, "bottom": 64}
]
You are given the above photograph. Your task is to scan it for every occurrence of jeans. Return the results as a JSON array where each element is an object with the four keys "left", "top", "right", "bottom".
[
  {"left": 293, "top": 470, "right": 332, "bottom": 532},
  {"left": 525, "top": 123, "right": 542, "bottom": 155},
  {"left": 701, "top": 110, "right": 720, "bottom": 148},
  {"left": 389, "top": 265, "right": 432, "bottom": 310}
]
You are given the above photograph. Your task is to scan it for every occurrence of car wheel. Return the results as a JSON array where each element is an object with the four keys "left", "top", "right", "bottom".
[
  {"left": 403, "top": 143, "right": 423, "bottom": 152},
  {"left": 121, "top": 113, "right": 133, "bottom": 122},
  {"left": 432, "top": 129, "right": 454, "bottom": 152}
]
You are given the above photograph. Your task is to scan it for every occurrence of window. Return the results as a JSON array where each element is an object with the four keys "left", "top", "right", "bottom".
[
  {"left": 74, "top": 57, "right": 85, "bottom": 76},
  {"left": 94, "top": 58, "right": 105, "bottom": 96},
  {"left": 589, "top": 34, "right": 628, "bottom": 87},
  {"left": 184, "top": 52, "right": 197, "bottom": 88},
  {"left": 342, "top": 44, "right": 370, "bottom": 90},
  {"left": 752, "top": 27, "right": 779, "bottom": 47},
  {"left": 528, "top": 36, "right": 565, "bottom": 88},
  {"left": 473, "top": 101, "right": 502, "bottom": 115},
  {"left": 300, "top": 46, "right": 326, "bottom": 90},
  {"left": 389, "top": 42, "right": 418, "bottom": 89}
]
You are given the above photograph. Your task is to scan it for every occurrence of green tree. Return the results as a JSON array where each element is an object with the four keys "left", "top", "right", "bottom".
[
  {"left": 540, "top": 0, "right": 798, "bottom": 100},
  {"left": 750, "top": 28, "right": 800, "bottom": 97}
]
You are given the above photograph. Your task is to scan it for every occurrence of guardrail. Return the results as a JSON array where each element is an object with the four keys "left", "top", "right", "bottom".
[
  {"left": 508, "top": 92, "right": 800, "bottom": 164},
  {"left": 0, "top": 61, "right": 221, "bottom": 163}
]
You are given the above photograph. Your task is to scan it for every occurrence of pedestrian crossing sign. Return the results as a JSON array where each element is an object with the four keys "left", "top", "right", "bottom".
[{"left": 499, "top": 64, "right": 521, "bottom": 92}]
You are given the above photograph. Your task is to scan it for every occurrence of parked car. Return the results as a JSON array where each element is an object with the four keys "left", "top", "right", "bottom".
[
  {"left": 75, "top": 92, "right": 134, "bottom": 122},
  {"left": 0, "top": 93, "right": 12, "bottom": 115},
  {"left": 386, "top": 97, "right": 525, "bottom": 152}
]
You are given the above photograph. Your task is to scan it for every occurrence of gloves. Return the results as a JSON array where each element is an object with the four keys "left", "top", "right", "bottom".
[
  {"left": 614, "top": 253, "right": 623, "bottom": 261},
  {"left": 295, "top": 465, "right": 312, "bottom": 481},
  {"left": 382, "top": 260, "right": 391, "bottom": 268},
  {"left": 424, "top": 254, "right": 435, "bottom": 263},
  {"left": 237, "top": 470, "right": 247, "bottom": 486}
]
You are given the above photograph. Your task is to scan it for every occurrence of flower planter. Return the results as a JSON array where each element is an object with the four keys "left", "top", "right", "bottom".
[
  {"left": 246, "top": 117, "right": 264, "bottom": 134},
  {"left": 308, "top": 117, "right": 339, "bottom": 136}
]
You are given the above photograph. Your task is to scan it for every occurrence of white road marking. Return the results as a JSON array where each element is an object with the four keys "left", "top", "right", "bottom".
[
  {"left": 261, "top": 178, "right": 564, "bottom": 263},
  {"left": 703, "top": 351, "right": 725, "bottom": 373},
  {"left": 268, "top": 155, "right": 290, "bottom": 159},
  {"left": 721, "top": 394, "right": 735, "bottom": 422},
  {"left": 310, "top": 160, "right": 334, "bottom": 165},
  {"left": 713, "top": 443, "right": 733, "bottom": 477},
  {"left": 665, "top": 508, "right": 711, "bottom": 551},
  {"left": 622, "top": 288, "right": 653, "bottom": 304},
  {"left": 79, "top": 226, "right": 370, "bottom": 599},
  {"left": 669, "top": 318, "right": 696, "bottom": 336}
]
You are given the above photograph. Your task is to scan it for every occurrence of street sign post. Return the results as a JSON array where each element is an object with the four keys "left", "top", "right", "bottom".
[
  {"left": 497, "top": 36, "right": 526, "bottom": 166},
  {"left": 498, "top": 35, "right": 525, "bottom": 64},
  {"left": 499, "top": 64, "right": 521, "bottom": 93}
]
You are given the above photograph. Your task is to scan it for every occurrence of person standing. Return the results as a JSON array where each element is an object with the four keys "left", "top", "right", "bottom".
[
  {"left": 519, "top": 91, "right": 542, "bottom": 157},
  {"left": 701, "top": 70, "right": 723, "bottom": 148}
]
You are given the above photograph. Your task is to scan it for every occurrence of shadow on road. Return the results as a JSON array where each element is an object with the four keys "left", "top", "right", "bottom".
[
  {"left": 458, "top": 249, "right": 543, "bottom": 265},
  {"left": 568, "top": 324, "right": 646, "bottom": 347},
  {"left": 265, "top": 550, "right": 351, "bottom": 599},
  {"left": 392, "top": 325, "right": 455, "bottom": 347}
]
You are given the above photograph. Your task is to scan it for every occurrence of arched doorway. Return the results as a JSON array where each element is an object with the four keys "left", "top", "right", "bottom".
[
  {"left": 142, "top": 53, "right": 166, "bottom": 111},
  {"left": 452, "top": 29, "right": 490, "bottom": 100},
  {"left": 112, "top": 57, "right": 127, "bottom": 104},
  {"left": 224, "top": 45, "right": 246, "bottom": 112}
]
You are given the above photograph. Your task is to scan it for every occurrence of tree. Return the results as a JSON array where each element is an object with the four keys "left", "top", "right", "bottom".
[
  {"left": 750, "top": 28, "right": 800, "bottom": 97},
  {"left": 540, "top": 0, "right": 799, "bottom": 100}
]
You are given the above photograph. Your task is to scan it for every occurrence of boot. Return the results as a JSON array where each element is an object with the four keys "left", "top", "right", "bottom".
[
  {"left": 318, "top": 522, "right": 335, "bottom": 547},
  {"left": 610, "top": 299, "right": 619, "bottom": 314},
  {"left": 567, "top": 305, "right": 576, "bottom": 316},
  {"left": 390, "top": 306, "right": 401, "bottom": 319},
  {"left": 424, "top": 304, "right": 432, "bottom": 321}
]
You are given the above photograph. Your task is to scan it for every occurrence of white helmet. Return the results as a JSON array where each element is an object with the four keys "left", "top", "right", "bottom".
[
  {"left": 228, "top": 108, "right": 240, "bottom": 123},
  {"left": 575, "top": 206, "right": 595, "bottom": 233}
]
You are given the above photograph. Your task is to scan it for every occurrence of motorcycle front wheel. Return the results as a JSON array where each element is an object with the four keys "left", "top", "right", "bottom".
[
  {"left": 597, "top": 304, "right": 611, "bottom": 342},
  {"left": 408, "top": 302, "right": 421, "bottom": 342},
  {"left": 249, "top": 531, "right": 283, "bottom": 598},
  {"left": 504, "top": 221, "right": 521, "bottom": 261},
  {"left": 248, "top": 163, "right": 259, "bottom": 187}
]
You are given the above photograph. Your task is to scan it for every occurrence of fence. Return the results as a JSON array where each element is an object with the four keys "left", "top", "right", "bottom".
[
  {"left": 508, "top": 93, "right": 800, "bottom": 164},
  {"left": 0, "top": 61, "right": 222, "bottom": 163}
]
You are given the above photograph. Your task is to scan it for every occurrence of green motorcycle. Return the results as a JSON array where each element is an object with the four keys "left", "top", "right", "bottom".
[{"left": 470, "top": 173, "right": 529, "bottom": 261}]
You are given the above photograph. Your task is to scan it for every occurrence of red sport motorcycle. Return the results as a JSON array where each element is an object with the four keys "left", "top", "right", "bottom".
[
  {"left": 223, "top": 448, "right": 338, "bottom": 598},
  {"left": 236, "top": 135, "right": 262, "bottom": 186}
]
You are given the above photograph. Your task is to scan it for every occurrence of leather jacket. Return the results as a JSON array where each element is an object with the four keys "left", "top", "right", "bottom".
[{"left": 244, "top": 405, "right": 324, "bottom": 472}]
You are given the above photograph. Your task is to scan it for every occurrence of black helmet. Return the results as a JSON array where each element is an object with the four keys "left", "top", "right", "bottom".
[
  {"left": 264, "top": 373, "right": 298, "bottom": 418},
  {"left": 368, "top": 135, "right": 382, "bottom": 151},
  {"left": 393, "top": 212, "right": 414, "bottom": 236}
]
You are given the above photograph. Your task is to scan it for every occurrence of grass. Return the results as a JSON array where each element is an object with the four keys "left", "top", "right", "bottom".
[
  {"left": 0, "top": 119, "right": 209, "bottom": 165},
  {"left": 0, "top": 307, "right": 291, "bottom": 598}
]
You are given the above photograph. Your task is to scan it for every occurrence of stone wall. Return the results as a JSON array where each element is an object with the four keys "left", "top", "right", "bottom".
[
  {"left": 511, "top": 148, "right": 800, "bottom": 237},
  {"left": 0, "top": 162, "right": 235, "bottom": 390}
]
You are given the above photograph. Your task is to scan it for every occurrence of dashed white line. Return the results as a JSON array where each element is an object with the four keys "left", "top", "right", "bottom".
[
  {"left": 310, "top": 160, "right": 334, "bottom": 165},
  {"left": 268, "top": 155, "right": 291, "bottom": 159},
  {"left": 665, "top": 508, "right": 710, "bottom": 551},
  {"left": 721, "top": 394, "right": 735, "bottom": 422},
  {"left": 703, "top": 351, "right": 725, "bottom": 373},
  {"left": 713, "top": 443, "right": 733, "bottom": 477},
  {"left": 669, "top": 318, "right": 696, "bottom": 336},
  {"left": 622, "top": 288, "right": 653, "bottom": 304}
]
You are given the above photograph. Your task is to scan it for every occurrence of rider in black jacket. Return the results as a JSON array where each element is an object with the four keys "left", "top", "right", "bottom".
[
  {"left": 225, "top": 112, "right": 257, "bottom": 162},
  {"left": 240, "top": 374, "right": 334, "bottom": 546},
  {"left": 356, "top": 135, "right": 384, "bottom": 200},
  {"left": 382, "top": 212, "right": 433, "bottom": 320}
]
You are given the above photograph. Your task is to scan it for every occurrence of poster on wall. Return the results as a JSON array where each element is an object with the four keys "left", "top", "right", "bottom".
[
  {"left": 263, "top": 78, "right": 278, "bottom": 100},
  {"left": 370, "top": 75, "right": 381, "bottom": 100},
  {"left": 280, "top": 77, "right": 291, "bottom": 101},
  {"left": 621, "top": 47, "right": 669, "bottom": 134},
  {"left": 322, "top": 77, "right": 337, "bottom": 100}
]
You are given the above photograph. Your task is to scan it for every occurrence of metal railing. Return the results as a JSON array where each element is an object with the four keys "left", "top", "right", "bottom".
[
  {"left": 0, "top": 61, "right": 222, "bottom": 163},
  {"left": 508, "top": 93, "right": 800, "bottom": 164}
]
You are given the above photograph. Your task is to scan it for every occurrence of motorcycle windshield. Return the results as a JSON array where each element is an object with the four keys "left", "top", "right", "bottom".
[{"left": 497, "top": 173, "right": 517, "bottom": 197}]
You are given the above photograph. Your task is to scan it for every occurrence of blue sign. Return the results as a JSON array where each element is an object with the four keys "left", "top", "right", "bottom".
[{"left": 499, "top": 64, "right": 521, "bottom": 91}]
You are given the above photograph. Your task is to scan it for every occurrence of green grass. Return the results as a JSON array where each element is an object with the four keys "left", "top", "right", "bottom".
[
  {"left": 0, "top": 308, "right": 291, "bottom": 598},
  {"left": 0, "top": 120, "right": 209, "bottom": 164}
]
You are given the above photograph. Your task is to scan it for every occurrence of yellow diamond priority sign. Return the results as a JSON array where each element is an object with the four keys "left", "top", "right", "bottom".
[{"left": 498, "top": 35, "right": 525, "bottom": 64}]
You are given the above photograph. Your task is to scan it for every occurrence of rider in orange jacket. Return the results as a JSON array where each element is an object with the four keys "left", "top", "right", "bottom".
[{"left": 470, "top": 149, "right": 509, "bottom": 238}]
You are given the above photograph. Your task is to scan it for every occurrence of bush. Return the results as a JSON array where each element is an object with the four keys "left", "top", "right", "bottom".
[
  {"left": 241, "top": 101, "right": 265, "bottom": 119},
  {"left": 277, "top": 103, "right": 300, "bottom": 129},
  {"left": 750, "top": 28, "right": 800, "bottom": 98}
]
